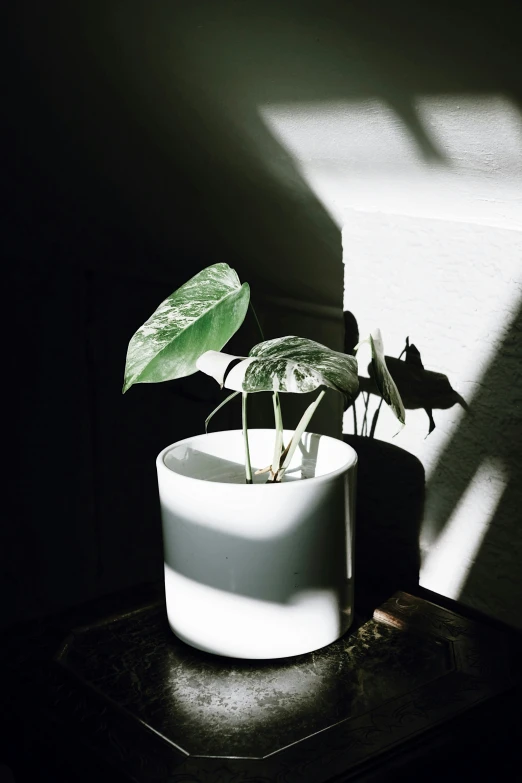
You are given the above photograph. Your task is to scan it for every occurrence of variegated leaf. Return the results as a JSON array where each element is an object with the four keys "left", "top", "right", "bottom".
[
  {"left": 369, "top": 329, "right": 406, "bottom": 425},
  {"left": 123, "top": 263, "right": 249, "bottom": 392},
  {"left": 246, "top": 337, "right": 359, "bottom": 397},
  {"left": 197, "top": 337, "right": 359, "bottom": 401}
]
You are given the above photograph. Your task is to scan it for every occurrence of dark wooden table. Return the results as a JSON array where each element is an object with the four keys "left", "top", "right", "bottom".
[{"left": 1, "top": 584, "right": 520, "bottom": 782}]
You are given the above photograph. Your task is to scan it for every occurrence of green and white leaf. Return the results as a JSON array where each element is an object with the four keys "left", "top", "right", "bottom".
[
  {"left": 196, "top": 336, "right": 359, "bottom": 401},
  {"left": 368, "top": 329, "right": 406, "bottom": 425},
  {"left": 123, "top": 263, "right": 249, "bottom": 392},
  {"left": 246, "top": 337, "right": 359, "bottom": 397}
]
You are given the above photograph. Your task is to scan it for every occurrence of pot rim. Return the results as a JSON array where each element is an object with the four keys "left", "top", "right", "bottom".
[{"left": 156, "top": 428, "right": 358, "bottom": 488}]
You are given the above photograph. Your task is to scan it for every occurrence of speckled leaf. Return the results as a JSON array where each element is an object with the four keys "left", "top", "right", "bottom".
[
  {"left": 369, "top": 330, "right": 406, "bottom": 425},
  {"left": 123, "top": 264, "right": 249, "bottom": 392},
  {"left": 243, "top": 336, "right": 359, "bottom": 399}
]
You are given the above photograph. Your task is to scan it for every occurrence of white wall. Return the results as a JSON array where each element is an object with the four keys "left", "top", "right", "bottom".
[{"left": 261, "top": 97, "right": 522, "bottom": 627}]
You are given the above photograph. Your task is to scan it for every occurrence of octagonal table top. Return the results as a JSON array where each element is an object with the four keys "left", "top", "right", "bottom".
[{"left": 3, "top": 585, "right": 516, "bottom": 782}]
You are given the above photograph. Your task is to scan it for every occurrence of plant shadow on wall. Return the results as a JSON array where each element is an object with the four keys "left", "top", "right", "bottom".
[
  {"left": 343, "top": 312, "right": 469, "bottom": 610},
  {"left": 344, "top": 302, "right": 522, "bottom": 624}
]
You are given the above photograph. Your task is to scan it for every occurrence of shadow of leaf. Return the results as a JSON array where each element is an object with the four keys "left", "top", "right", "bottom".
[{"left": 345, "top": 315, "right": 468, "bottom": 436}]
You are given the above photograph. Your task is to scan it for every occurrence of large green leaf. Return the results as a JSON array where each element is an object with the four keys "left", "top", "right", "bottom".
[
  {"left": 123, "top": 264, "right": 250, "bottom": 392},
  {"left": 196, "top": 337, "right": 358, "bottom": 400}
]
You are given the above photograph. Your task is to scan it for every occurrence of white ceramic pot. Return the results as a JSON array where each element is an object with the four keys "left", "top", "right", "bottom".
[{"left": 156, "top": 429, "right": 357, "bottom": 659}]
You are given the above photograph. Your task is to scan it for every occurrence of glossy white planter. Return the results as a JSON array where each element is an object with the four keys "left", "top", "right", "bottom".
[{"left": 156, "top": 429, "right": 357, "bottom": 659}]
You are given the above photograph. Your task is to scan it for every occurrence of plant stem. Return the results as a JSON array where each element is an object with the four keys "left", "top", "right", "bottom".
[
  {"left": 397, "top": 337, "right": 409, "bottom": 361},
  {"left": 369, "top": 397, "right": 384, "bottom": 439},
  {"left": 278, "top": 389, "right": 326, "bottom": 481},
  {"left": 361, "top": 391, "right": 370, "bottom": 436},
  {"left": 242, "top": 392, "right": 253, "bottom": 484},
  {"left": 271, "top": 392, "right": 284, "bottom": 480},
  {"left": 249, "top": 302, "right": 265, "bottom": 341},
  {"left": 205, "top": 390, "right": 241, "bottom": 433},
  {"left": 250, "top": 301, "right": 282, "bottom": 438}
]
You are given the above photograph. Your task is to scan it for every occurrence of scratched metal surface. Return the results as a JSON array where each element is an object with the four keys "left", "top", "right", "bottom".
[
  {"left": 57, "top": 601, "right": 452, "bottom": 759},
  {"left": 4, "top": 586, "right": 515, "bottom": 783}
]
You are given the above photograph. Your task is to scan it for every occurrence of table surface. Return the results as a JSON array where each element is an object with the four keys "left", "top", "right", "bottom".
[{"left": 2, "top": 584, "right": 519, "bottom": 782}]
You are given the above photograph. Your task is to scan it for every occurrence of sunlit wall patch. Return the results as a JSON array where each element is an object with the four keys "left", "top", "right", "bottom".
[
  {"left": 260, "top": 93, "right": 521, "bottom": 622},
  {"left": 258, "top": 96, "right": 521, "bottom": 228},
  {"left": 259, "top": 99, "right": 429, "bottom": 170},
  {"left": 421, "top": 457, "right": 508, "bottom": 599}
]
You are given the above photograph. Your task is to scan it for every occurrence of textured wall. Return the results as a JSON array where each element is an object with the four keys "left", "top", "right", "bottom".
[
  {"left": 341, "top": 213, "right": 521, "bottom": 628},
  {"left": 263, "top": 95, "right": 522, "bottom": 627}
]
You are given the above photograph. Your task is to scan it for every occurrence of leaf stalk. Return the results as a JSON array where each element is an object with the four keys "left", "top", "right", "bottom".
[{"left": 242, "top": 392, "right": 253, "bottom": 484}]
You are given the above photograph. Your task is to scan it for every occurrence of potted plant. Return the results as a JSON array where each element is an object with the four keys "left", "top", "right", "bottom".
[{"left": 123, "top": 263, "right": 404, "bottom": 659}]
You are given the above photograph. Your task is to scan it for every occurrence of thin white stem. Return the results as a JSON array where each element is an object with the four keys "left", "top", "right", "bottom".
[
  {"left": 249, "top": 302, "right": 282, "bottom": 429},
  {"left": 271, "top": 392, "right": 284, "bottom": 480},
  {"left": 242, "top": 392, "right": 253, "bottom": 484},
  {"left": 205, "top": 390, "right": 241, "bottom": 433},
  {"left": 279, "top": 389, "right": 326, "bottom": 480}
]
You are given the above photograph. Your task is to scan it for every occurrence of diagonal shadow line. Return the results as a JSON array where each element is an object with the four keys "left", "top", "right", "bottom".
[{"left": 422, "top": 298, "right": 522, "bottom": 612}]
